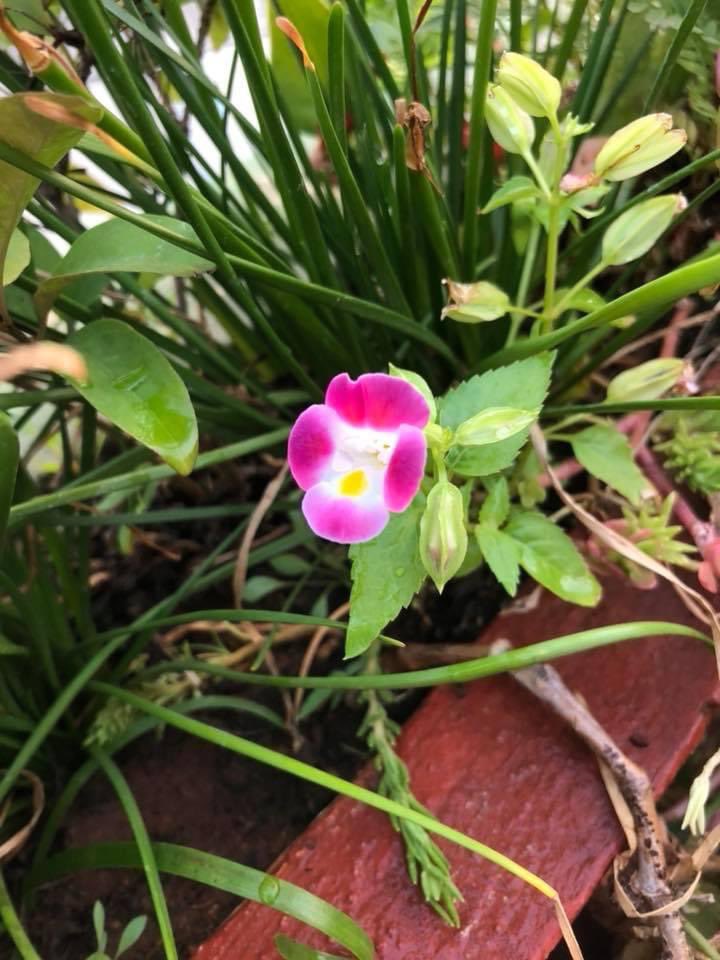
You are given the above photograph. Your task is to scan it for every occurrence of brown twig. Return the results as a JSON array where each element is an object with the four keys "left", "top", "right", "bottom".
[
  {"left": 232, "top": 462, "right": 288, "bottom": 607},
  {"left": 493, "top": 639, "right": 692, "bottom": 959}
]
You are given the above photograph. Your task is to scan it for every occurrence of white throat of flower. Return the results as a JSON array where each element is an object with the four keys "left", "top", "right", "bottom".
[{"left": 329, "top": 426, "right": 396, "bottom": 498}]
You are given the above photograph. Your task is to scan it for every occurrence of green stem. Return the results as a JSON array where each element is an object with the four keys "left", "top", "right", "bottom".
[
  {"left": 93, "top": 750, "right": 178, "bottom": 960},
  {"left": 684, "top": 920, "right": 720, "bottom": 960},
  {"left": 0, "top": 870, "right": 42, "bottom": 960},
  {"left": 128, "top": 620, "right": 709, "bottom": 689},
  {"left": 507, "top": 221, "right": 541, "bottom": 345},
  {"left": 551, "top": 260, "right": 607, "bottom": 317},
  {"left": 541, "top": 119, "right": 566, "bottom": 329},
  {"left": 90, "top": 681, "right": 556, "bottom": 900}
]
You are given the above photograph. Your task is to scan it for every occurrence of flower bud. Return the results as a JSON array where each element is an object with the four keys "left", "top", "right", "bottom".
[
  {"left": 601, "top": 194, "right": 686, "bottom": 266},
  {"left": 496, "top": 52, "right": 561, "bottom": 119},
  {"left": 389, "top": 363, "right": 436, "bottom": 421},
  {"left": 442, "top": 279, "right": 510, "bottom": 323},
  {"left": 419, "top": 481, "right": 468, "bottom": 593},
  {"left": 593, "top": 114, "right": 687, "bottom": 182},
  {"left": 606, "top": 357, "right": 685, "bottom": 403},
  {"left": 454, "top": 406, "right": 537, "bottom": 446},
  {"left": 485, "top": 85, "right": 534, "bottom": 155}
]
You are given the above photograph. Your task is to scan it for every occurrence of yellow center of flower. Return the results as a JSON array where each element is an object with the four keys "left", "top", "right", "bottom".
[{"left": 339, "top": 469, "right": 368, "bottom": 498}]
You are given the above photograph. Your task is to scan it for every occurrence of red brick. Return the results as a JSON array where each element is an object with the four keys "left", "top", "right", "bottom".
[{"left": 194, "top": 580, "right": 718, "bottom": 960}]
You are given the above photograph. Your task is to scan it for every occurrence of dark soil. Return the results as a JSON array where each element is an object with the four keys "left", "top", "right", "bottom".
[{"left": 9, "top": 458, "right": 507, "bottom": 960}]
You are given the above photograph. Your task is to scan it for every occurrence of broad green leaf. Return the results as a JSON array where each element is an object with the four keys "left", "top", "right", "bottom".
[
  {"left": 475, "top": 524, "right": 521, "bottom": 596},
  {"left": 440, "top": 354, "right": 554, "bottom": 477},
  {"left": 67, "top": 319, "right": 198, "bottom": 475},
  {"left": 0, "top": 413, "right": 18, "bottom": 549},
  {"left": 570, "top": 423, "right": 648, "bottom": 505},
  {"left": 602, "top": 195, "right": 683, "bottom": 266},
  {"left": 271, "top": 0, "right": 330, "bottom": 131},
  {"left": 3, "top": 229, "right": 29, "bottom": 285},
  {"left": 275, "top": 935, "right": 346, "bottom": 960},
  {"left": 34, "top": 215, "right": 214, "bottom": 320},
  {"left": 0, "top": 93, "right": 102, "bottom": 311},
  {"left": 505, "top": 510, "right": 601, "bottom": 607},
  {"left": 346, "top": 498, "right": 426, "bottom": 658},
  {"left": 454, "top": 406, "right": 538, "bottom": 446},
  {"left": 481, "top": 176, "right": 538, "bottom": 213}
]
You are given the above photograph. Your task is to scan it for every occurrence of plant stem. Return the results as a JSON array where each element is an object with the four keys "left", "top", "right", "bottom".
[
  {"left": 541, "top": 119, "right": 567, "bottom": 329},
  {"left": 0, "top": 870, "right": 42, "bottom": 960},
  {"left": 551, "top": 260, "right": 607, "bottom": 317}
]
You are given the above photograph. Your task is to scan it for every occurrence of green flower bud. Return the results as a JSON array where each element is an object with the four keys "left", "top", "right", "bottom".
[
  {"left": 441, "top": 279, "right": 510, "bottom": 323},
  {"left": 601, "top": 194, "right": 686, "bottom": 266},
  {"left": 606, "top": 357, "right": 685, "bottom": 403},
  {"left": 419, "top": 481, "right": 468, "bottom": 593},
  {"left": 496, "top": 52, "right": 561, "bottom": 119},
  {"left": 454, "top": 406, "right": 538, "bottom": 446},
  {"left": 593, "top": 114, "right": 687, "bottom": 182},
  {"left": 485, "top": 84, "right": 535, "bottom": 155},
  {"left": 388, "top": 363, "right": 436, "bottom": 421}
]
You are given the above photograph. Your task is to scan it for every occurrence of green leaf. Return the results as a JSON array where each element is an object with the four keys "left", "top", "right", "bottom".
[
  {"left": 440, "top": 354, "right": 553, "bottom": 477},
  {"left": 505, "top": 510, "right": 601, "bottom": 607},
  {"left": 3, "top": 229, "right": 30, "bottom": 285},
  {"left": 475, "top": 524, "right": 521, "bottom": 596},
  {"left": 606, "top": 358, "right": 684, "bottom": 403},
  {"left": 442, "top": 280, "right": 510, "bottom": 323},
  {"left": 35, "top": 841, "right": 374, "bottom": 960},
  {"left": 34, "top": 215, "right": 214, "bottom": 321},
  {"left": 93, "top": 901, "right": 107, "bottom": 953},
  {"left": 481, "top": 176, "right": 539, "bottom": 213},
  {"left": 570, "top": 423, "right": 648, "bottom": 505},
  {"left": 116, "top": 916, "right": 147, "bottom": 957},
  {"left": 0, "top": 93, "right": 102, "bottom": 311},
  {"left": 346, "top": 499, "right": 426, "bottom": 658},
  {"left": 275, "top": 935, "right": 346, "bottom": 960},
  {"left": 66, "top": 319, "right": 198, "bottom": 475},
  {"left": 272, "top": 0, "right": 330, "bottom": 130},
  {"left": 0, "top": 413, "right": 19, "bottom": 550},
  {"left": 479, "top": 476, "right": 510, "bottom": 526}
]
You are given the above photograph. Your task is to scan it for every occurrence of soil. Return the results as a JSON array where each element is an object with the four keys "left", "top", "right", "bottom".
[{"left": 9, "top": 460, "right": 507, "bottom": 960}]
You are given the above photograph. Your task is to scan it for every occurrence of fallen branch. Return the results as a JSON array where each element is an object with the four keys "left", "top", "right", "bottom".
[{"left": 492, "top": 638, "right": 692, "bottom": 959}]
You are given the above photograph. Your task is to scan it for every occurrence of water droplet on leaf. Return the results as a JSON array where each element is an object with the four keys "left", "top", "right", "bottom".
[{"left": 258, "top": 875, "right": 280, "bottom": 905}]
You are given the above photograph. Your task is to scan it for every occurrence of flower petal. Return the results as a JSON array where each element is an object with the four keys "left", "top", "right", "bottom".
[
  {"left": 325, "top": 373, "right": 430, "bottom": 430},
  {"left": 301, "top": 484, "right": 389, "bottom": 543},
  {"left": 384, "top": 425, "right": 427, "bottom": 512},
  {"left": 288, "top": 404, "right": 340, "bottom": 491}
]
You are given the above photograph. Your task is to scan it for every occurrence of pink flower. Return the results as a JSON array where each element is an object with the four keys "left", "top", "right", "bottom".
[{"left": 288, "top": 373, "right": 430, "bottom": 543}]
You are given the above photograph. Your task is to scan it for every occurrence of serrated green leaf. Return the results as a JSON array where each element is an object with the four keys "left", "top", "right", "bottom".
[
  {"left": 0, "top": 93, "right": 102, "bottom": 313},
  {"left": 475, "top": 524, "right": 521, "bottom": 596},
  {"left": 440, "top": 354, "right": 554, "bottom": 477},
  {"left": 346, "top": 499, "right": 426, "bottom": 658},
  {"left": 34, "top": 215, "right": 214, "bottom": 321},
  {"left": 481, "top": 176, "right": 539, "bottom": 213},
  {"left": 479, "top": 476, "right": 510, "bottom": 526},
  {"left": 3, "top": 229, "right": 29, "bottom": 286},
  {"left": 67, "top": 319, "right": 198, "bottom": 475},
  {"left": 505, "top": 510, "right": 601, "bottom": 606},
  {"left": 570, "top": 423, "right": 648, "bottom": 505}
]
